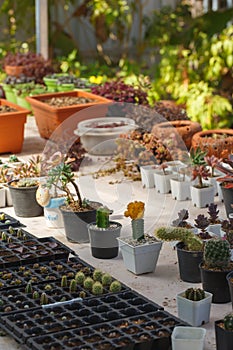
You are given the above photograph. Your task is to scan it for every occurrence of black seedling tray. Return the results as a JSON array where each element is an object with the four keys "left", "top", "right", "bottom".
[
  {"left": 0, "top": 212, "right": 23, "bottom": 229},
  {"left": 0, "top": 237, "right": 74, "bottom": 268},
  {"left": 0, "top": 256, "right": 92, "bottom": 291},
  {"left": 0, "top": 227, "right": 37, "bottom": 244},
  {"left": 0, "top": 291, "right": 163, "bottom": 343},
  {"left": 24, "top": 310, "right": 187, "bottom": 350}
]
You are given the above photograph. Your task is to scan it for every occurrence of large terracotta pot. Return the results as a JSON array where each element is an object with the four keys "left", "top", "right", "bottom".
[
  {"left": 191, "top": 129, "right": 233, "bottom": 158},
  {"left": 152, "top": 120, "right": 202, "bottom": 149}
]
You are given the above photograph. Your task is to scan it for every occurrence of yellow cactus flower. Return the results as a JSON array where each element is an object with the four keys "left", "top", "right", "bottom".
[{"left": 124, "top": 201, "right": 145, "bottom": 220}]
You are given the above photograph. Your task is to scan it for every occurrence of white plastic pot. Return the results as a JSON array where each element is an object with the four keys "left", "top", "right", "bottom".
[
  {"left": 172, "top": 326, "right": 206, "bottom": 350},
  {"left": 74, "top": 117, "right": 136, "bottom": 155}
]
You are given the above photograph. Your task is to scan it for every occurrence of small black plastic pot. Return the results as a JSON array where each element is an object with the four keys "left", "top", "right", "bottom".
[
  {"left": 215, "top": 320, "right": 233, "bottom": 350},
  {"left": 176, "top": 242, "right": 203, "bottom": 283},
  {"left": 200, "top": 262, "right": 231, "bottom": 303}
]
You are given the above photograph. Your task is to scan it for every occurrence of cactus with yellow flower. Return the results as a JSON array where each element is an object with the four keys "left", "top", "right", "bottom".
[{"left": 124, "top": 201, "right": 145, "bottom": 241}]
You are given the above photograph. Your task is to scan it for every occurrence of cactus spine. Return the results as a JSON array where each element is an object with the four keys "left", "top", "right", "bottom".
[
  {"left": 224, "top": 313, "right": 233, "bottom": 331},
  {"left": 154, "top": 227, "right": 203, "bottom": 251},
  {"left": 96, "top": 206, "right": 113, "bottom": 228},
  {"left": 204, "top": 239, "right": 231, "bottom": 269},
  {"left": 184, "top": 288, "right": 205, "bottom": 301}
]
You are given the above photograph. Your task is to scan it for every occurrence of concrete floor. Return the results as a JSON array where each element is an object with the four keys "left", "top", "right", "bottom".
[{"left": 0, "top": 115, "right": 231, "bottom": 349}]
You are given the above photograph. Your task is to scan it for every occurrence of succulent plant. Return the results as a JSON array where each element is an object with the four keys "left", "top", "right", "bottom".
[
  {"left": 61, "top": 275, "right": 68, "bottom": 288},
  {"left": 16, "top": 228, "right": 24, "bottom": 238},
  {"left": 32, "top": 291, "right": 40, "bottom": 299},
  {"left": 221, "top": 219, "right": 233, "bottom": 248},
  {"left": 40, "top": 292, "right": 49, "bottom": 305},
  {"left": 92, "top": 281, "right": 104, "bottom": 295},
  {"left": 1, "top": 232, "right": 7, "bottom": 241},
  {"left": 194, "top": 214, "right": 212, "bottom": 239},
  {"left": 224, "top": 313, "right": 233, "bottom": 331},
  {"left": 83, "top": 277, "right": 94, "bottom": 290},
  {"left": 204, "top": 155, "right": 221, "bottom": 177},
  {"left": 172, "top": 209, "right": 192, "bottom": 228},
  {"left": 207, "top": 203, "right": 220, "bottom": 224},
  {"left": 79, "top": 291, "right": 86, "bottom": 299},
  {"left": 96, "top": 207, "right": 113, "bottom": 228},
  {"left": 102, "top": 273, "right": 112, "bottom": 286},
  {"left": 69, "top": 279, "right": 77, "bottom": 293},
  {"left": 203, "top": 238, "right": 231, "bottom": 269},
  {"left": 93, "top": 269, "right": 103, "bottom": 282},
  {"left": 75, "top": 271, "right": 85, "bottom": 285},
  {"left": 109, "top": 281, "right": 122, "bottom": 293},
  {"left": 154, "top": 227, "right": 203, "bottom": 251},
  {"left": 25, "top": 281, "right": 33, "bottom": 294},
  {"left": 184, "top": 288, "right": 205, "bottom": 301}
]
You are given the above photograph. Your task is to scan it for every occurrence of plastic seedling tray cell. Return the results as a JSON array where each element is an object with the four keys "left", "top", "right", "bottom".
[{"left": 0, "top": 212, "right": 23, "bottom": 229}]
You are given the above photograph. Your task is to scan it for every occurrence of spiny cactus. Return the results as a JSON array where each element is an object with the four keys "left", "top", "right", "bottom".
[
  {"left": 93, "top": 269, "right": 103, "bottom": 282},
  {"left": 32, "top": 291, "right": 39, "bottom": 299},
  {"left": 204, "top": 239, "right": 231, "bottom": 269},
  {"left": 224, "top": 313, "right": 233, "bottom": 331},
  {"left": 69, "top": 279, "right": 77, "bottom": 293},
  {"left": 61, "top": 275, "right": 68, "bottom": 288},
  {"left": 83, "top": 277, "right": 94, "bottom": 290},
  {"left": 1, "top": 232, "right": 7, "bottom": 241},
  {"left": 25, "top": 281, "right": 33, "bottom": 294},
  {"left": 92, "top": 281, "right": 104, "bottom": 295},
  {"left": 109, "top": 281, "right": 122, "bottom": 293},
  {"left": 8, "top": 226, "right": 15, "bottom": 234},
  {"left": 154, "top": 227, "right": 203, "bottom": 251},
  {"left": 102, "top": 273, "right": 112, "bottom": 286},
  {"left": 184, "top": 288, "right": 205, "bottom": 301},
  {"left": 79, "top": 291, "right": 86, "bottom": 299},
  {"left": 40, "top": 292, "right": 48, "bottom": 305},
  {"left": 96, "top": 206, "right": 113, "bottom": 228},
  {"left": 17, "top": 228, "right": 24, "bottom": 238},
  {"left": 75, "top": 271, "right": 85, "bottom": 285}
]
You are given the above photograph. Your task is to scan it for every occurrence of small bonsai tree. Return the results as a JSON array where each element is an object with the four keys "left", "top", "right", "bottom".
[
  {"left": 203, "top": 238, "right": 231, "bottom": 270},
  {"left": 154, "top": 227, "right": 203, "bottom": 251},
  {"left": 184, "top": 287, "right": 205, "bottom": 301}
]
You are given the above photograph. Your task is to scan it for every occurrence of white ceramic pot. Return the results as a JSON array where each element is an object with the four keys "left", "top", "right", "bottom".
[
  {"left": 117, "top": 237, "right": 162, "bottom": 275},
  {"left": 172, "top": 326, "right": 206, "bottom": 350},
  {"left": 190, "top": 185, "right": 215, "bottom": 208},
  {"left": 74, "top": 117, "right": 136, "bottom": 155},
  {"left": 176, "top": 291, "right": 212, "bottom": 327},
  {"left": 170, "top": 178, "right": 191, "bottom": 201}
]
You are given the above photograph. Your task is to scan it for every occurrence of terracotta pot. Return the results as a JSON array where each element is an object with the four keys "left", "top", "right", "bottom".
[
  {"left": 4, "top": 65, "right": 25, "bottom": 77},
  {"left": 152, "top": 120, "right": 202, "bottom": 149},
  {"left": 0, "top": 99, "right": 29, "bottom": 153},
  {"left": 26, "top": 90, "right": 111, "bottom": 139},
  {"left": 191, "top": 129, "right": 233, "bottom": 158}
]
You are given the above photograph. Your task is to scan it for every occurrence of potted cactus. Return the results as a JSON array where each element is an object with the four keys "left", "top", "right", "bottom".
[
  {"left": 215, "top": 313, "right": 233, "bottom": 350},
  {"left": 88, "top": 206, "right": 122, "bottom": 259},
  {"left": 117, "top": 201, "right": 163, "bottom": 275},
  {"left": 200, "top": 238, "right": 232, "bottom": 303},
  {"left": 155, "top": 226, "right": 204, "bottom": 283},
  {"left": 176, "top": 287, "right": 212, "bottom": 327}
]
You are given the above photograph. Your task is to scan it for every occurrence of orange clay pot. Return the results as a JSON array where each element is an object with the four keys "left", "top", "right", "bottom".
[
  {"left": 26, "top": 90, "right": 111, "bottom": 139},
  {"left": 191, "top": 129, "right": 233, "bottom": 158},
  {"left": 4, "top": 65, "right": 25, "bottom": 77},
  {"left": 0, "top": 99, "right": 29, "bottom": 154}
]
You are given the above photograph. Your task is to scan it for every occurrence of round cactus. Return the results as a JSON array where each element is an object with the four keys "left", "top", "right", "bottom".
[
  {"left": 83, "top": 277, "right": 94, "bottom": 290},
  {"left": 92, "top": 281, "right": 104, "bottom": 295},
  {"left": 75, "top": 271, "right": 85, "bottom": 285},
  {"left": 224, "top": 313, "right": 233, "bottom": 331},
  {"left": 32, "top": 291, "right": 40, "bottom": 299},
  {"left": 93, "top": 269, "right": 103, "bottom": 282},
  {"left": 204, "top": 239, "right": 231, "bottom": 269},
  {"left": 109, "top": 281, "right": 122, "bottom": 293},
  {"left": 102, "top": 273, "right": 112, "bottom": 286},
  {"left": 184, "top": 288, "right": 205, "bottom": 301}
]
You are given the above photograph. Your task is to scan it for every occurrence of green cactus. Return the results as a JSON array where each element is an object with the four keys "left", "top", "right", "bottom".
[
  {"left": 17, "top": 228, "right": 23, "bottom": 238},
  {"left": 96, "top": 206, "right": 113, "bottom": 228},
  {"left": 184, "top": 288, "right": 205, "bottom": 301},
  {"left": 7, "top": 236, "right": 12, "bottom": 243},
  {"left": 93, "top": 269, "right": 103, "bottom": 282},
  {"left": 32, "top": 291, "right": 40, "bottom": 299},
  {"left": 102, "top": 273, "right": 112, "bottom": 286},
  {"left": 25, "top": 281, "right": 33, "bottom": 294},
  {"left": 154, "top": 227, "right": 203, "bottom": 251},
  {"left": 92, "top": 281, "right": 104, "bottom": 295},
  {"left": 1, "top": 232, "right": 7, "bottom": 241},
  {"left": 83, "top": 277, "right": 94, "bottom": 290},
  {"left": 8, "top": 226, "right": 15, "bottom": 234},
  {"left": 204, "top": 238, "right": 231, "bottom": 269},
  {"left": 61, "top": 275, "right": 68, "bottom": 288},
  {"left": 109, "top": 281, "right": 122, "bottom": 293},
  {"left": 75, "top": 271, "right": 85, "bottom": 285},
  {"left": 79, "top": 291, "right": 86, "bottom": 299},
  {"left": 69, "top": 279, "right": 77, "bottom": 293},
  {"left": 0, "top": 213, "right": 5, "bottom": 221},
  {"left": 224, "top": 313, "right": 233, "bottom": 331},
  {"left": 40, "top": 292, "right": 48, "bottom": 305}
]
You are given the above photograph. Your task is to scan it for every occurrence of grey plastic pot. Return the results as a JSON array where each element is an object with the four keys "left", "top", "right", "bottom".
[{"left": 8, "top": 180, "right": 43, "bottom": 217}]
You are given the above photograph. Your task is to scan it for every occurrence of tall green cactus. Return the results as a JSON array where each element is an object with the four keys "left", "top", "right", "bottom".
[
  {"left": 154, "top": 227, "right": 203, "bottom": 251},
  {"left": 96, "top": 206, "right": 113, "bottom": 228},
  {"left": 204, "top": 238, "right": 231, "bottom": 269}
]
